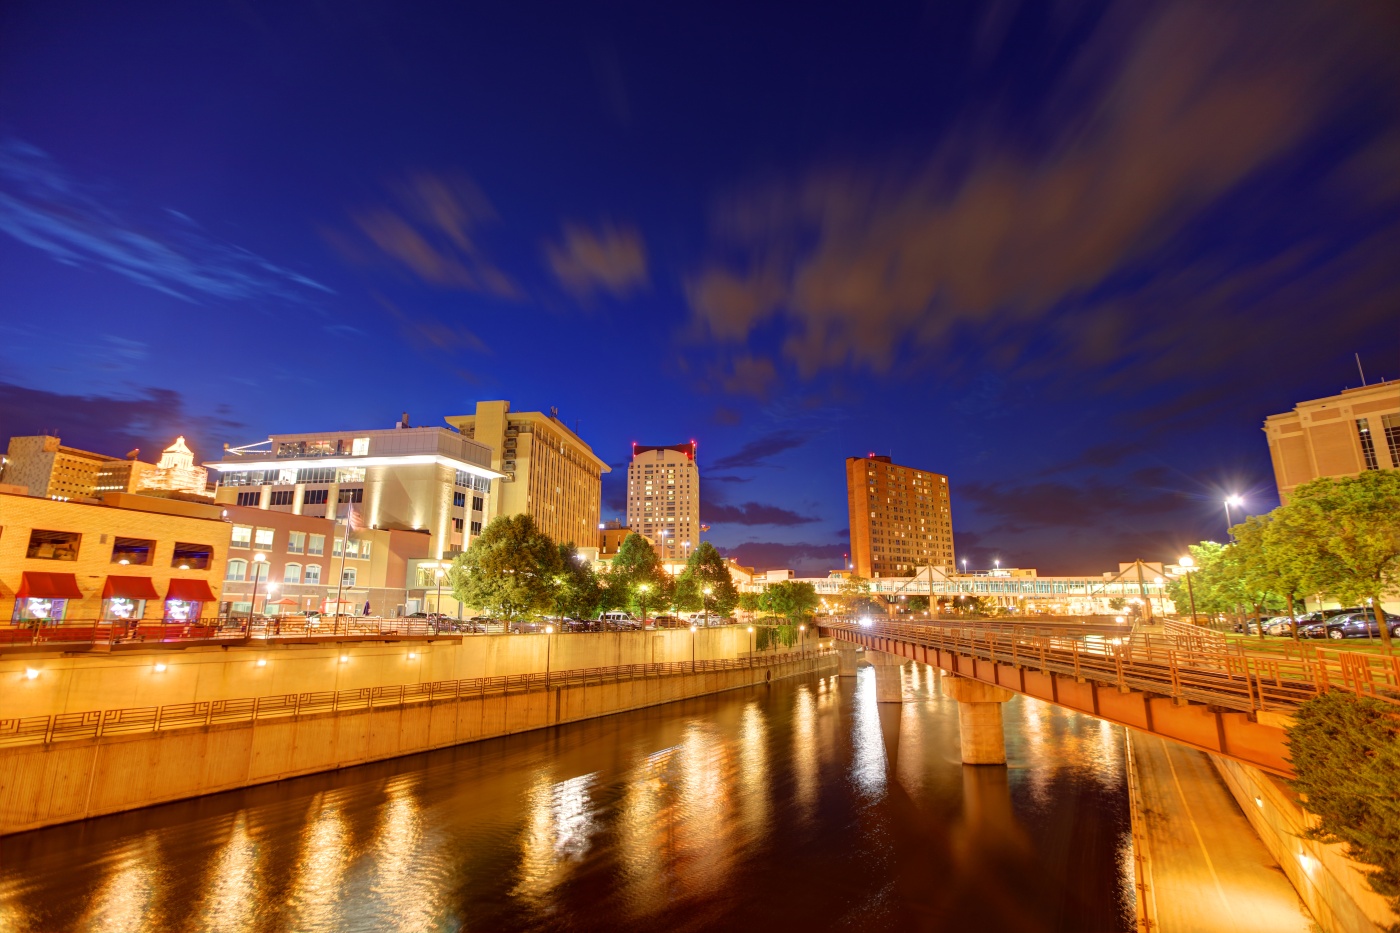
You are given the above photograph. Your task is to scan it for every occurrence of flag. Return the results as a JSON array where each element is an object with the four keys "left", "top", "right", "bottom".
[{"left": 342, "top": 503, "right": 363, "bottom": 532}]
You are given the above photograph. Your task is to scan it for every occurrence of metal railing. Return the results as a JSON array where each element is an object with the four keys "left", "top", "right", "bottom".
[
  {"left": 822, "top": 618, "right": 1400, "bottom": 712},
  {"left": 0, "top": 649, "right": 833, "bottom": 749}
]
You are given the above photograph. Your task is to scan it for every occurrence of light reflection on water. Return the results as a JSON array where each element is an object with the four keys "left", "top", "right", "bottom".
[{"left": 0, "top": 668, "right": 1133, "bottom": 932}]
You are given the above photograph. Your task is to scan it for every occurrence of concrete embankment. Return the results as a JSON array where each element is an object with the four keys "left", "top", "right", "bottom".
[
  {"left": 1, "top": 627, "right": 799, "bottom": 718},
  {"left": 0, "top": 652, "right": 834, "bottom": 835}
]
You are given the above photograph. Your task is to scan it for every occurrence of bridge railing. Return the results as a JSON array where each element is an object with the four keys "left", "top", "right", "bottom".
[
  {"left": 821, "top": 618, "right": 1400, "bottom": 712},
  {"left": 0, "top": 648, "right": 833, "bottom": 749}
]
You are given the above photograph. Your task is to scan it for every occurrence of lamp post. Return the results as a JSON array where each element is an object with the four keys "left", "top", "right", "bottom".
[
  {"left": 249, "top": 553, "right": 267, "bottom": 630},
  {"left": 747, "top": 625, "right": 754, "bottom": 666},
  {"left": 434, "top": 569, "right": 445, "bottom": 626},
  {"left": 1224, "top": 494, "right": 1244, "bottom": 537},
  {"left": 703, "top": 584, "right": 713, "bottom": 628},
  {"left": 544, "top": 624, "right": 554, "bottom": 688},
  {"left": 1152, "top": 576, "right": 1164, "bottom": 619},
  {"left": 961, "top": 557, "right": 968, "bottom": 574},
  {"left": 690, "top": 624, "right": 697, "bottom": 672},
  {"left": 799, "top": 623, "right": 806, "bottom": 658},
  {"left": 1179, "top": 555, "right": 1199, "bottom": 625}
]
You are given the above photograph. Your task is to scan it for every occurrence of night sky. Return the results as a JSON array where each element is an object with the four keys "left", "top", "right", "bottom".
[{"left": 2, "top": 2, "right": 1397, "bottom": 575}]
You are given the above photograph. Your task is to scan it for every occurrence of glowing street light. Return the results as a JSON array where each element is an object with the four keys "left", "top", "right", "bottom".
[{"left": 1224, "top": 494, "right": 1245, "bottom": 536}]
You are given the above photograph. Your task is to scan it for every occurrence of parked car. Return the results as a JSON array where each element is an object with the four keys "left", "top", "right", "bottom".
[
  {"left": 508, "top": 620, "right": 548, "bottom": 634},
  {"left": 597, "top": 611, "right": 640, "bottom": 631},
  {"left": 562, "top": 617, "right": 598, "bottom": 633},
  {"left": 1317, "top": 610, "right": 1400, "bottom": 640}
]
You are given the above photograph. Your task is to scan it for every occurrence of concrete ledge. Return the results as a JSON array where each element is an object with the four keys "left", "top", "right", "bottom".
[{"left": 0, "top": 654, "right": 835, "bottom": 835}]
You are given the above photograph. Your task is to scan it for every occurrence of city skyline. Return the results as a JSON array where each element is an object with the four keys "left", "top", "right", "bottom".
[{"left": 2, "top": 3, "right": 1398, "bottom": 575}]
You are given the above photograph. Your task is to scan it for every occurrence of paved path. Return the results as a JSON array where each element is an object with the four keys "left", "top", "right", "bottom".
[{"left": 1130, "top": 733, "right": 1317, "bottom": 933}]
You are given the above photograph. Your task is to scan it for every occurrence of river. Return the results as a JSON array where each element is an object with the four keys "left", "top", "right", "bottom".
[{"left": 0, "top": 664, "right": 1134, "bottom": 932}]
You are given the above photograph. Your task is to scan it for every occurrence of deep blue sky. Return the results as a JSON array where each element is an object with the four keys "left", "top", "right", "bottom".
[{"left": 2, "top": 2, "right": 1397, "bottom": 575}]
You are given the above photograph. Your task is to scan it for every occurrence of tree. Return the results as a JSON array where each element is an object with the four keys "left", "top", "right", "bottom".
[
  {"left": 1228, "top": 514, "right": 1303, "bottom": 638},
  {"left": 674, "top": 542, "right": 740, "bottom": 618},
  {"left": 1163, "top": 541, "right": 1244, "bottom": 620},
  {"left": 1107, "top": 597, "right": 1127, "bottom": 612},
  {"left": 1274, "top": 471, "right": 1400, "bottom": 652},
  {"left": 761, "top": 580, "right": 820, "bottom": 624},
  {"left": 837, "top": 574, "right": 880, "bottom": 616},
  {"left": 609, "top": 532, "right": 670, "bottom": 619},
  {"left": 738, "top": 592, "right": 762, "bottom": 616},
  {"left": 906, "top": 596, "right": 929, "bottom": 613},
  {"left": 451, "top": 514, "right": 560, "bottom": 623},
  {"left": 1287, "top": 691, "right": 1400, "bottom": 912},
  {"left": 553, "top": 542, "right": 601, "bottom": 619}
]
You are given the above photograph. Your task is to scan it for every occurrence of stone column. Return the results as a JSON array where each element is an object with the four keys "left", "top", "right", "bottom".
[
  {"left": 941, "top": 674, "right": 1015, "bottom": 765},
  {"left": 868, "top": 650, "right": 905, "bottom": 703},
  {"left": 837, "top": 645, "right": 862, "bottom": 677}
]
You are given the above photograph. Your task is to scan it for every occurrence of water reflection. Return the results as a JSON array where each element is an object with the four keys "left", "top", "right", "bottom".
[{"left": 0, "top": 671, "right": 1134, "bottom": 933}]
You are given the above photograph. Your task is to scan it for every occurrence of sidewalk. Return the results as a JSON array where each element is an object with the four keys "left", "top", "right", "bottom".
[{"left": 1129, "top": 732, "right": 1317, "bottom": 933}]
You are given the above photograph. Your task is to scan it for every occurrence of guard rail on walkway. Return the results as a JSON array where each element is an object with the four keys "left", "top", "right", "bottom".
[
  {"left": 821, "top": 618, "right": 1400, "bottom": 712},
  {"left": 0, "top": 649, "right": 832, "bottom": 749}
]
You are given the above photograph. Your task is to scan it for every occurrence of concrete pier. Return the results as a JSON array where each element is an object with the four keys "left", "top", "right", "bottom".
[
  {"left": 941, "top": 674, "right": 1014, "bottom": 764},
  {"left": 837, "top": 645, "right": 862, "bottom": 677},
  {"left": 868, "top": 650, "right": 905, "bottom": 703}
]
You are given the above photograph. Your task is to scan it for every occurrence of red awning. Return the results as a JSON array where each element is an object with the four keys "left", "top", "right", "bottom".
[
  {"left": 166, "top": 578, "right": 217, "bottom": 602},
  {"left": 102, "top": 575, "right": 160, "bottom": 600},
  {"left": 15, "top": 572, "right": 84, "bottom": 600}
]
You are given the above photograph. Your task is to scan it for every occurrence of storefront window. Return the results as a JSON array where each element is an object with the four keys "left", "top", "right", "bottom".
[
  {"left": 103, "top": 597, "right": 146, "bottom": 622},
  {"left": 165, "top": 599, "right": 202, "bottom": 623},
  {"left": 12, "top": 598, "right": 67, "bottom": 623}
]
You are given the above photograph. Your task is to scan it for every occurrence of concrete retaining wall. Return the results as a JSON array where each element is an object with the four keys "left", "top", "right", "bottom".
[
  {"left": 1210, "top": 754, "right": 1399, "bottom": 933},
  {"left": 0, "top": 654, "right": 834, "bottom": 835},
  {"left": 0, "top": 627, "right": 816, "bottom": 719}
]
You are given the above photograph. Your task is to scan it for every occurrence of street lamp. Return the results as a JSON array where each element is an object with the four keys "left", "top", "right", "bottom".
[
  {"left": 747, "top": 625, "right": 754, "bottom": 666},
  {"left": 1224, "top": 494, "right": 1245, "bottom": 536},
  {"left": 799, "top": 623, "right": 806, "bottom": 657},
  {"left": 434, "top": 568, "right": 445, "bottom": 625},
  {"left": 1152, "top": 576, "right": 1164, "bottom": 619},
  {"left": 544, "top": 624, "right": 554, "bottom": 687},
  {"left": 961, "top": 557, "right": 967, "bottom": 574},
  {"left": 1179, "top": 555, "right": 1199, "bottom": 625},
  {"left": 249, "top": 553, "right": 267, "bottom": 628},
  {"left": 690, "top": 624, "right": 697, "bottom": 671},
  {"left": 703, "top": 584, "right": 713, "bottom": 628}
]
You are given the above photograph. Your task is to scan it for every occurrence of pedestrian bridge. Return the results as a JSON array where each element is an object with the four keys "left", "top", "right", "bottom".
[{"left": 819, "top": 617, "right": 1400, "bottom": 778}]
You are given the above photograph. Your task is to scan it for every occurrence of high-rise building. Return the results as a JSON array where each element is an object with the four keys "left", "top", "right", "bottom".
[
  {"left": 444, "top": 401, "right": 610, "bottom": 548},
  {"left": 206, "top": 418, "right": 499, "bottom": 559},
  {"left": 846, "top": 454, "right": 954, "bottom": 579},
  {"left": 1264, "top": 380, "right": 1400, "bottom": 502},
  {"left": 0, "top": 435, "right": 151, "bottom": 501},
  {"left": 626, "top": 442, "right": 699, "bottom": 561}
]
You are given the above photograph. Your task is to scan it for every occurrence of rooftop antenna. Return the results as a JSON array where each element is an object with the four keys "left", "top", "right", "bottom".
[{"left": 1355, "top": 353, "right": 1368, "bottom": 386}]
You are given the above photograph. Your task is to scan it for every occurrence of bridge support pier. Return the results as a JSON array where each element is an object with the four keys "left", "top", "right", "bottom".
[
  {"left": 837, "top": 646, "right": 862, "bottom": 677},
  {"left": 868, "top": 650, "right": 905, "bottom": 703},
  {"left": 942, "top": 675, "right": 1015, "bottom": 765}
]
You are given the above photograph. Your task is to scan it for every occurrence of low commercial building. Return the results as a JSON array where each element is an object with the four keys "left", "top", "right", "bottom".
[
  {"left": 206, "top": 416, "right": 501, "bottom": 560},
  {"left": 0, "top": 491, "right": 226, "bottom": 624},
  {"left": 0, "top": 435, "right": 152, "bottom": 501},
  {"left": 1264, "top": 379, "right": 1400, "bottom": 502},
  {"left": 445, "top": 401, "right": 610, "bottom": 549}
]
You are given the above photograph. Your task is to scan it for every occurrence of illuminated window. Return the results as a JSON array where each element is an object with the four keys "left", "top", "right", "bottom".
[
  {"left": 304, "top": 564, "right": 322, "bottom": 585},
  {"left": 1357, "top": 419, "right": 1379, "bottom": 471},
  {"left": 171, "top": 542, "right": 213, "bottom": 569},
  {"left": 337, "top": 488, "right": 363, "bottom": 504},
  {"left": 1384, "top": 414, "right": 1400, "bottom": 466},
  {"left": 336, "top": 467, "right": 365, "bottom": 483},
  {"left": 288, "top": 531, "right": 305, "bottom": 554},
  {"left": 110, "top": 536, "right": 155, "bottom": 565},
  {"left": 284, "top": 563, "right": 302, "bottom": 584},
  {"left": 231, "top": 526, "right": 252, "bottom": 549},
  {"left": 307, "top": 534, "right": 325, "bottom": 556},
  {"left": 253, "top": 529, "right": 274, "bottom": 551},
  {"left": 341, "top": 567, "right": 357, "bottom": 587},
  {"left": 352, "top": 437, "right": 370, "bottom": 456},
  {"left": 226, "top": 559, "right": 248, "bottom": 582}
]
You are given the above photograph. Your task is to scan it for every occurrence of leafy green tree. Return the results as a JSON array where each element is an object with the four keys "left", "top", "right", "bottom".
[
  {"left": 451, "top": 514, "right": 560, "bottom": 623},
  {"left": 761, "top": 580, "right": 820, "bottom": 624},
  {"left": 738, "top": 592, "right": 762, "bottom": 616},
  {"left": 1288, "top": 691, "right": 1400, "bottom": 911},
  {"left": 1222, "top": 517, "right": 1288, "bottom": 638},
  {"left": 609, "top": 533, "right": 670, "bottom": 619},
  {"left": 675, "top": 542, "right": 740, "bottom": 618},
  {"left": 906, "top": 596, "right": 929, "bottom": 613},
  {"left": 1272, "top": 471, "right": 1400, "bottom": 652},
  {"left": 1107, "top": 597, "right": 1127, "bottom": 612},
  {"left": 837, "top": 574, "right": 881, "bottom": 616},
  {"left": 553, "top": 542, "right": 601, "bottom": 619},
  {"left": 1163, "top": 541, "right": 1246, "bottom": 621}
]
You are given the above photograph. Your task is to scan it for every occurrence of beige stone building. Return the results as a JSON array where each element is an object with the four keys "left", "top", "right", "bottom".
[
  {"left": 0, "top": 491, "right": 227, "bottom": 623},
  {"left": 139, "top": 436, "right": 210, "bottom": 496},
  {"left": 846, "top": 454, "right": 955, "bottom": 579},
  {"left": 445, "top": 401, "right": 609, "bottom": 549},
  {"left": 1264, "top": 379, "right": 1400, "bottom": 502},
  {"left": 626, "top": 442, "right": 699, "bottom": 562},
  {"left": 1, "top": 435, "right": 151, "bottom": 500}
]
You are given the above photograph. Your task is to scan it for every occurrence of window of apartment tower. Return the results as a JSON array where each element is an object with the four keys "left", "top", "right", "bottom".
[
  {"left": 253, "top": 528, "right": 274, "bottom": 551},
  {"left": 453, "top": 491, "right": 466, "bottom": 507},
  {"left": 236, "top": 491, "right": 261, "bottom": 506},
  {"left": 288, "top": 531, "right": 306, "bottom": 554},
  {"left": 231, "top": 526, "right": 252, "bottom": 548}
]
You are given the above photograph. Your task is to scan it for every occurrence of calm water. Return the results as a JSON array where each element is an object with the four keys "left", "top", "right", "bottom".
[{"left": 0, "top": 665, "right": 1134, "bottom": 933}]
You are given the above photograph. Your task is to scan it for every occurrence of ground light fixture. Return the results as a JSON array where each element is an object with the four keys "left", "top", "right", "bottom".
[
  {"left": 408, "top": 652, "right": 417, "bottom": 659},
  {"left": 25, "top": 668, "right": 39, "bottom": 680},
  {"left": 154, "top": 663, "right": 167, "bottom": 672},
  {"left": 256, "top": 659, "right": 267, "bottom": 667},
  {"left": 339, "top": 655, "right": 349, "bottom": 663}
]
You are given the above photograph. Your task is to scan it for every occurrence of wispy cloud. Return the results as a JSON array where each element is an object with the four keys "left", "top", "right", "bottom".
[
  {"left": 544, "top": 221, "right": 648, "bottom": 301},
  {"left": 702, "top": 502, "right": 819, "bottom": 526},
  {"left": 0, "top": 139, "right": 330, "bottom": 304},
  {"left": 331, "top": 172, "right": 520, "bottom": 298},
  {"left": 709, "top": 429, "right": 809, "bottom": 471}
]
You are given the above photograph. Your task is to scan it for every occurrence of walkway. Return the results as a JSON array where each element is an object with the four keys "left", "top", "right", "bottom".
[{"left": 1130, "top": 733, "right": 1316, "bottom": 933}]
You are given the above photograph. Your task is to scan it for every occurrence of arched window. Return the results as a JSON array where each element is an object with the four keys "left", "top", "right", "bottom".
[
  {"left": 304, "top": 564, "right": 322, "bottom": 585},
  {"left": 284, "top": 563, "right": 302, "bottom": 584},
  {"left": 226, "top": 558, "right": 248, "bottom": 582},
  {"left": 341, "top": 567, "right": 357, "bottom": 587}
]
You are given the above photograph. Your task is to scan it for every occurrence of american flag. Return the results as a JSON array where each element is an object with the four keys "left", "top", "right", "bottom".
[{"left": 342, "top": 503, "right": 363, "bottom": 532}]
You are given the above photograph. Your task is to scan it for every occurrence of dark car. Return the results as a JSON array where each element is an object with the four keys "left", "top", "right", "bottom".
[
  {"left": 562, "top": 618, "right": 598, "bottom": 633},
  {"left": 1318, "top": 610, "right": 1400, "bottom": 640}
]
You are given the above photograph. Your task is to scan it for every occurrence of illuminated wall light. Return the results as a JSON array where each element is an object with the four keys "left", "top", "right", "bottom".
[
  {"left": 24, "top": 668, "right": 39, "bottom": 680},
  {"left": 339, "top": 655, "right": 349, "bottom": 663},
  {"left": 1254, "top": 796, "right": 1264, "bottom": 809},
  {"left": 408, "top": 652, "right": 417, "bottom": 659},
  {"left": 154, "top": 663, "right": 167, "bottom": 673},
  {"left": 256, "top": 658, "right": 267, "bottom": 667}
]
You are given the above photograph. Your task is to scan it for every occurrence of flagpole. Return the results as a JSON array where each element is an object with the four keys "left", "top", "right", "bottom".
[{"left": 334, "top": 504, "right": 351, "bottom": 634}]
